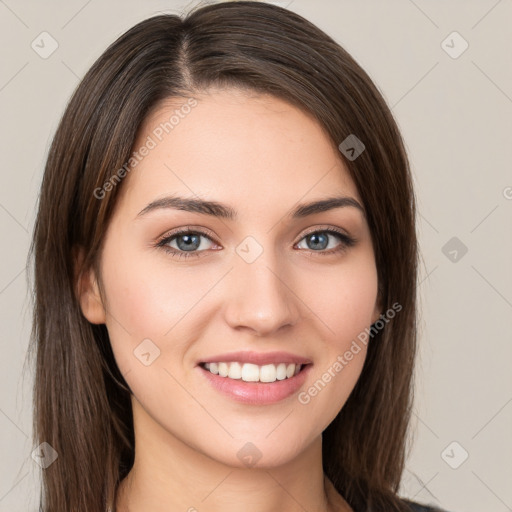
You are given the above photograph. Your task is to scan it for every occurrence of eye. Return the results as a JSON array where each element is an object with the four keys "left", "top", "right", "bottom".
[
  {"left": 295, "top": 228, "right": 356, "bottom": 256},
  {"left": 156, "top": 226, "right": 357, "bottom": 260},
  {"left": 156, "top": 228, "right": 218, "bottom": 259}
]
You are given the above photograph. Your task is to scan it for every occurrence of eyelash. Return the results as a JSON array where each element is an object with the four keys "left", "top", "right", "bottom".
[{"left": 155, "top": 226, "right": 357, "bottom": 260}]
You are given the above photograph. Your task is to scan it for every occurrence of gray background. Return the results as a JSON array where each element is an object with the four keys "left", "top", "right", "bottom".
[{"left": 1, "top": 0, "right": 511, "bottom": 511}]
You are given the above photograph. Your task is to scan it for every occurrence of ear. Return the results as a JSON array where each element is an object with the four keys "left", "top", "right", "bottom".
[
  {"left": 371, "top": 307, "right": 381, "bottom": 326},
  {"left": 371, "top": 293, "right": 382, "bottom": 325},
  {"left": 74, "top": 247, "right": 106, "bottom": 324}
]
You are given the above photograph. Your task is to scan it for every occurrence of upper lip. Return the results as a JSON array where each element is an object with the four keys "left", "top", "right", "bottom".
[{"left": 199, "top": 351, "right": 312, "bottom": 366}]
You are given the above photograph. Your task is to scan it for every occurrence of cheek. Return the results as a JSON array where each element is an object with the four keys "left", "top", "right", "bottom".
[
  {"left": 296, "top": 256, "right": 377, "bottom": 423},
  {"left": 97, "top": 239, "right": 204, "bottom": 369},
  {"left": 99, "top": 242, "right": 238, "bottom": 384},
  {"left": 307, "top": 254, "right": 379, "bottom": 342}
]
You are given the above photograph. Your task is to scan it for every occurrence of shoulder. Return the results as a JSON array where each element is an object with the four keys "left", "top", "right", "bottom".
[{"left": 401, "top": 498, "right": 451, "bottom": 512}]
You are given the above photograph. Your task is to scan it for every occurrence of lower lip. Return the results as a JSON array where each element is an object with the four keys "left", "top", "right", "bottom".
[{"left": 198, "top": 364, "right": 312, "bottom": 405}]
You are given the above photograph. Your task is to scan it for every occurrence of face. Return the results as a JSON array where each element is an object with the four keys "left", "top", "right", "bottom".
[{"left": 80, "top": 87, "right": 381, "bottom": 469}]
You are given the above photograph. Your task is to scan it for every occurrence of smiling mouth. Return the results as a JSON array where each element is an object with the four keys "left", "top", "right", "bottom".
[{"left": 199, "top": 361, "right": 309, "bottom": 383}]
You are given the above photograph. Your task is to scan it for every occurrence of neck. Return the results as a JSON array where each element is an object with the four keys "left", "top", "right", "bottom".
[{"left": 114, "top": 397, "right": 351, "bottom": 512}]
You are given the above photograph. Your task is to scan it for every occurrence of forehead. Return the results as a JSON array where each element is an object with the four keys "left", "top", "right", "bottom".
[{"left": 120, "top": 88, "right": 361, "bottom": 216}]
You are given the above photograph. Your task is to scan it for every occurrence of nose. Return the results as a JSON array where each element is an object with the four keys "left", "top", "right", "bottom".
[{"left": 223, "top": 250, "right": 300, "bottom": 336}]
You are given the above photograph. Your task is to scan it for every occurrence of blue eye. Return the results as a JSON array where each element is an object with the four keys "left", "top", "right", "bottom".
[
  {"left": 156, "top": 229, "right": 217, "bottom": 259},
  {"left": 296, "top": 229, "right": 355, "bottom": 253},
  {"left": 156, "top": 227, "right": 356, "bottom": 260}
]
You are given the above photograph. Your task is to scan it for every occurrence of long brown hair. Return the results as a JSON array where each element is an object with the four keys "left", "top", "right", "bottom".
[{"left": 27, "top": 2, "right": 419, "bottom": 511}]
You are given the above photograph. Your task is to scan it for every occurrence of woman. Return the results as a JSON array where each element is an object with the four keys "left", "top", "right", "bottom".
[{"left": 28, "top": 2, "right": 449, "bottom": 511}]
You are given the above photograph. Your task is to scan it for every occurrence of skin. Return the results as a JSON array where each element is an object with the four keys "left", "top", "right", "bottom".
[{"left": 78, "top": 87, "right": 381, "bottom": 512}]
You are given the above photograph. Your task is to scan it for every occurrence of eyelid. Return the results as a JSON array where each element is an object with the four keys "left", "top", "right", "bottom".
[
  {"left": 294, "top": 224, "right": 353, "bottom": 244},
  {"left": 156, "top": 224, "right": 354, "bottom": 246},
  {"left": 155, "top": 224, "right": 357, "bottom": 259},
  {"left": 156, "top": 225, "right": 219, "bottom": 246}
]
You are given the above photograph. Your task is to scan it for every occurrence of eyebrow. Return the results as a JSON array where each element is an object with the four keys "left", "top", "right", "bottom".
[{"left": 136, "top": 195, "right": 365, "bottom": 220}]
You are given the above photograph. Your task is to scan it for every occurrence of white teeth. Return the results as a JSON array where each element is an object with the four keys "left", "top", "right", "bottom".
[
  {"left": 228, "top": 361, "right": 242, "bottom": 379},
  {"left": 218, "top": 362, "right": 229, "bottom": 377},
  {"left": 241, "top": 363, "right": 260, "bottom": 382},
  {"left": 203, "top": 362, "right": 303, "bottom": 383},
  {"left": 276, "top": 363, "right": 287, "bottom": 380},
  {"left": 260, "top": 364, "right": 276, "bottom": 383}
]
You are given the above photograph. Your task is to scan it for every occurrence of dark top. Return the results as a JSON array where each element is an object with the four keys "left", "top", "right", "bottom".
[
  {"left": 324, "top": 475, "right": 449, "bottom": 511},
  {"left": 402, "top": 498, "right": 449, "bottom": 512}
]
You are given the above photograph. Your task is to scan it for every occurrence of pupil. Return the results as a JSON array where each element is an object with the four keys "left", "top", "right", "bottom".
[
  {"left": 309, "top": 233, "right": 327, "bottom": 250},
  {"left": 178, "top": 234, "right": 200, "bottom": 251}
]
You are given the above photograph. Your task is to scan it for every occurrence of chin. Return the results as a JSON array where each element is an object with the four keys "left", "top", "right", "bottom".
[{"left": 203, "top": 434, "right": 312, "bottom": 470}]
